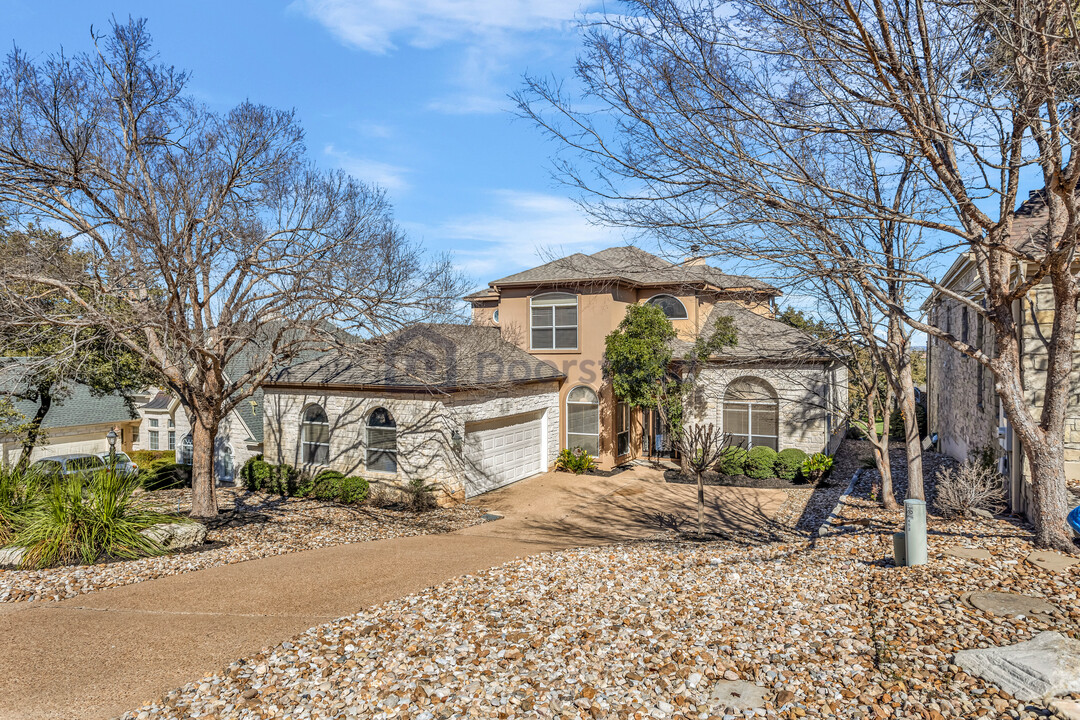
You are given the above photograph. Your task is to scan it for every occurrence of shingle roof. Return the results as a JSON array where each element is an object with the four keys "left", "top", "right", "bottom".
[
  {"left": 672, "top": 303, "right": 834, "bottom": 362},
  {"left": 141, "top": 392, "right": 170, "bottom": 411},
  {"left": 487, "top": 246, "right": 779, "bottom": 294},
  {"left": 269, "top": 324, "right": 564, "bottom": 390},
  {"left": 0, "top": 362, "right": 138, "bottom": 430},
  {"left": 1012, "top": 189, "right": 1051, "bottom": 254}
]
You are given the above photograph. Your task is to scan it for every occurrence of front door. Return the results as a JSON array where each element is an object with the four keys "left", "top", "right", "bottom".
[{"left": 642, "top": 408, "right": 677, "bottom": 459}]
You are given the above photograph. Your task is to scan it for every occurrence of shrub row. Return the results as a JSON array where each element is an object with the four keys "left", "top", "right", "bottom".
[
  {"left": 716, "top": 446, "right": 832, "bottom": 483},
  {"left": 239, "top": 457, "right": 369, "bottom": 505},
  {"left": 139, "top": 459, "right": 191, "bottom": 491}
]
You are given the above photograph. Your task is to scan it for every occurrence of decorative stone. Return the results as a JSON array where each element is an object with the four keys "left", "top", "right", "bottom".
[
  {"left": 941, "top": 546, "right": 992, "bottom": 561},
  {"left": 708, "top": 680, "right": 771, "bottom": 710},
  {"left": 954, "top": 632, "right": 1080, "bottom": 702},
  {"left": 1050, "top": 699, "right": 1080, "bottom": 720},
  {"left": 966, "top": 591, "right": 1058, "bottom": 622},
  {"left": 139, "top": 522, "right": 208, "bottom": 551},
  {"left": 1025, "top": 550, "right": 1079, "bottom": 573},
  {"left": 481, "top": 512, "right": 504, "bottom": 522},
  {"left": 0, "top": 546, "right": 26, "bottom": 569}
]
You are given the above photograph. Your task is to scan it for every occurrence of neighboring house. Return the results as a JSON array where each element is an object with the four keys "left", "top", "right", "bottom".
[
  {"left": 131, "top": 388, "right": 264, "bottom": 484},
  {"left": 263, "top": 246, "right": 847, "bottom": 501},
  {"left": 925, "top": 190, "right": 1080, "bottom": 518},
  {"left": 0, "top": 379, "right": 139, "bottom": 466}
]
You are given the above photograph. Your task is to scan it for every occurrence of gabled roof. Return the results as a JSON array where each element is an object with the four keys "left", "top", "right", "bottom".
[
  {"left": 268, "top": 324, "right": 564, "bottom": 391},
  {"left": 672, "top": 303, "right": 834, "bottom": 362},
  {"left": 483, "top": 245, "right": 779, "bottom": 294},
  {"left": 141, "top": 392, "right": 171, "bottom": 411},
  {"left": 1012, "top": 189, "right": 1051, "bottom": 254}
]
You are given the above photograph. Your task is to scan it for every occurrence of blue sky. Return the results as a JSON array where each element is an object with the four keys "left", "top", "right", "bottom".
[{"left": 0, "top": 0, "right": 629, "bottom": 289}]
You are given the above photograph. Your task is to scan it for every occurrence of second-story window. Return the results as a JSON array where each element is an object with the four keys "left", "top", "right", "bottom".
[{"left": 530, "top": 292, "right": 578, "bottom": 350}]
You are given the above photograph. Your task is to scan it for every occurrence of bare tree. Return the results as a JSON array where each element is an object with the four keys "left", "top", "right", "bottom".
[
  {"left": 0, "top": 20, "right": 463, "bottom": 517},
  {"left": 674, "top": 422, "right": 732, "bottom": 536},
  {"left": 518, "top": 0, "right": 1080, "bottom": 549}
]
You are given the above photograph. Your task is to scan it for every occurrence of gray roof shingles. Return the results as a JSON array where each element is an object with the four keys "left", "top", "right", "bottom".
[
  {"left": 269, "top": 324, "right": 564, "bottom": 390},
  {"left": 673, "top": 303, "right": 834, "bottom": 362}
]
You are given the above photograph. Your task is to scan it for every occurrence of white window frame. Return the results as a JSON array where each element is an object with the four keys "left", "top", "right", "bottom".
[
  {"left": 148, "top": 430, "right": 159, "bottom": 450},
  {"left": 366, "top": 407, "right": 398, "bottom": 473},
  {"left": 566, "top": 385, "right": 600, "bottom": 456},
  {"left": 722, "top": 377, "right": 779, "bottom": 451},
  {"left": 646, "top": 294, "right": 688, "bottom": 319},
  {"left": 301, "top": 404, "right": 330, "bottom": 465},
  {"left": 530, "top": 292, "right": 578, "bottom": 350}
]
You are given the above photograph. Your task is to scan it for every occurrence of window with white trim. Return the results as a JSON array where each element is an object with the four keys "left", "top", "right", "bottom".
[
  {"left": 647, "top": 294, "right": 688, "bottom": 319},
  {"left": 149, "top": 430, "right": 159, "bottom": 450},
  {"left": 530, "top": 293, "right": 578, "bottom": 350},
  {"left": 723, "top": 377, "right": 779, "bottom": 450},
  {"left": 301, "top": 404, "right": 330, "bottom": 464},
  {"left": 179, "top": 434, "right": 193, "bottom": 465},
  {"left": 566, "top": 386, "right": 600, "bottom": 456},
  {"left": 366, "top": 407, "right": 397, "bottom": 473}
]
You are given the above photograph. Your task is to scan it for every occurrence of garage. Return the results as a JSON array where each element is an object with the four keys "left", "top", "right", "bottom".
[{"left": 463, "top": 410, "right": 545, "bottom": 497}]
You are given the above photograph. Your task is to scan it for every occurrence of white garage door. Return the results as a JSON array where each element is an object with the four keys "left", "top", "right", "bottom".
[{"left": 463, "top": 411, "right": 544, "bottom": 497}]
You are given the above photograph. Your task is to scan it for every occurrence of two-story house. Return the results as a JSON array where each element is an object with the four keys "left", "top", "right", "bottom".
[{"left": 261, "top": 246, "right": 847, "bottom": 501}]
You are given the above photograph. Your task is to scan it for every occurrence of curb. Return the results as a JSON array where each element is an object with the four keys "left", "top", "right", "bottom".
[{"left": 817, "top": 468, "right": 861, "bottom": 537}]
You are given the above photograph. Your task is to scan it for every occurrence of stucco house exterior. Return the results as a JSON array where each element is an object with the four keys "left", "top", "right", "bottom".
[
  {"left": 262, "top": 246, "right": 847, "bottom": 501},
  {"left": 925, "top": 190, "right": 1080, "bottom": 518}
]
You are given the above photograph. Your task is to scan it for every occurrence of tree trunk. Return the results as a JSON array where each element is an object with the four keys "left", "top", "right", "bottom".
[
  {"left": 867, "top": 388, "right": 897, "bottom": 510},
  {"left": 189, "top": 414, "right": 219, "bottom": 519},
  {"left": 897, "top": 359, "right": 925, "bottom": 501},
  {"left": 14, "top": 384, "right": 52, "bottom": 473},
  {"left": 1028, "top": 442, "right": 1075, "bottom": 551},
  {"left": 697, "top": 470, "right": 705, "bottom": 536}
]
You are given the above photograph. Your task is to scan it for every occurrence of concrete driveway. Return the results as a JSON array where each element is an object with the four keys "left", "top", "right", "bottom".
[{"left": 0, "top": 467, "right": 787, "bottom": 720}]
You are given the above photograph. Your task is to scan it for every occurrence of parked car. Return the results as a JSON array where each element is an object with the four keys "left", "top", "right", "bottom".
[
  {"left": 95, "top": 451, "right": 139, "bottom": 476},
  {"left": 29, "top": 453, "right": 107, "bottom": 480}
]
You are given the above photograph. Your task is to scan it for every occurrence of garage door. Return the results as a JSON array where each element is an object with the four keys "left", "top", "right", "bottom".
[{"left": 463, "top": 411, "right": 544, "bottom": 497}]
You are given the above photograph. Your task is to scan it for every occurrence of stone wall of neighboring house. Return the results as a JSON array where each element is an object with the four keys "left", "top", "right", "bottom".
[
  {"left": 926, "top": 292, "right": 999, "bottom": 466},
  {"left": 263, "top": 381, "right": 561, "bottom": 502},
  {"left": 690, "top": 362, "right": 848, "bottom": 455}
]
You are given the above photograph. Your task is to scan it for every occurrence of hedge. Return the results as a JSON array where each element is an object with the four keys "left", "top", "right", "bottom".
[
  {"left": 139, "top": 459, "right": 191, "bottom": 491},
  {"left": 774, "top": 448, "right": 808, "bottom": 481},
  {"left": 130, "top": 450, "right": 176, "bottom": 466},
  {"left": 744, "top": 446, "right": 779, "bottom": 479},
  {"left": 717, "top": 446, "right": 748, "bottom": 476}
]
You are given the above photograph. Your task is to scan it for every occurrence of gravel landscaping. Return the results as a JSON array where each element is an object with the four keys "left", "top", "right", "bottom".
[
  {"left": 120, "top": 441, "right": 1080, "bottom": 720},
  {"left": 0, "top": 487, "right": 487, "bottom": 603}
]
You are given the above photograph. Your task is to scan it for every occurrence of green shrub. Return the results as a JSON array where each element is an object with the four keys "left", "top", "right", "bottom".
[
  {"left": 239, "top": 457, "right": 300, "bottom": 496},
  {"left": 309, "top": 470, "right": 344, "bottom": 501},
  {"left": 403, "top": 477, "right": 439, "bottom": 512},
  {"left": 139, "top": 460, "right": 191, "bottom": 491},
  {"left": 744, "top": 446, "right": 779, "bottom": 479},
  {"left": 130, "top": 450, "right": 175, "bottom": 467},
  {"left": 240, "top": 456, "right": 271, "bottom": 491},
  {"left": 12, "top": 470, "right": 178, "bottom": 569},
  {"left": 265, "top": 463, "right": 300, "bottom": 496},
  {"left": 801, "top": 453, "right": 834, "bottom": 484},
  {"left": 717, "top": 446, "right": 748, "bottom": 476},
  {"left": 889, "top": 402, "right": 927, "bottom": 440},
  {"left": 339, "top": 476, "right": 369, "bottom": 504},
  {"left": 774, "top": 448, "right": 808, "bottom": 481},
  {"left": 0, "top": 466, "right": 43, "bottom": 544},
  {"left": 554, "top": 448, "right": 598, "bottom": 474}
]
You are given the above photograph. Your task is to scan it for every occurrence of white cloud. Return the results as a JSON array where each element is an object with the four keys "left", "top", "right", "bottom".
[
  {"left": 410, "top": 189, "right": 627, "bottom": 279},
  {"left": 291, "top": 0, "right": 591, "bottom": 54},
  {"left": 323, "top": 144, "right": 410, "bottom": 193}
]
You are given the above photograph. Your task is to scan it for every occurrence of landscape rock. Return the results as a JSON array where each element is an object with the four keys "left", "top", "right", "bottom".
[
  {"left": 139, "top": 522, "right": 208, "bottom": 551},
  {"left": 0, "top": 546, "right": 25, "bottom": 569},
  {"left": 1050, "top": 699, "right": 1080, "bottom": 720},
  {"left": 709, "top": 680, "right": 772, "bottom": 710},
  {"left": 954, "top": 632, "right": 1080, "bottom": 702},
  {"left": 1026, "top": 550, "right": 1080, "bottom": 573},
  {"left": 965, "top": 590, "right": 1058, "bottom": 622},
  {"left": 942, "top": 545, "right": 992, "bottom": 561}
]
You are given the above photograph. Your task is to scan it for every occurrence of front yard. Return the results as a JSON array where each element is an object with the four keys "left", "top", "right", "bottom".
[
  {"left": 0, "top": 487, "right": 487, "bottom": 603},
  {"left": 118, "top": 443, "right": 1080, "bottom": 720}
]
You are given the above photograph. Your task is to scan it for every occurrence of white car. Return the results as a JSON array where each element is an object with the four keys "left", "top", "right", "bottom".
[{"left": 95, "top": 451, "right": 139, "bottom": 476}]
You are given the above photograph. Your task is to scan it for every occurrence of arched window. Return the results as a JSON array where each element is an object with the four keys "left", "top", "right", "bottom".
[
  {"left": 723, "top": 377, "right": 779, "bottom": 450},
  {"left": 301, "top": 404, "right": 330, "bottom": 464},
  {"left": 647, "top": 294, "right": 688, "bottom": 319},
  {"left": 566, "top": 385, "right": 600, "bottom": 456},
  {"left": 366, "top": 407, "right": 397, "bottom": 473},
  {"left": 178, "top": 434, "right": 194, "bottom": 465},
  {"left": 530, "top": 292, "right": 578, "bottom": 350}
]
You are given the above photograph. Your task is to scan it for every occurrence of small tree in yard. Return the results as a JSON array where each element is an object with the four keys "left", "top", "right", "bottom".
[
  {"left": 0, "top": 20, "right": 462, "bottom": 517},
  {"left": 676, "top": 423, "right": 732, "bottom": 537}
]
